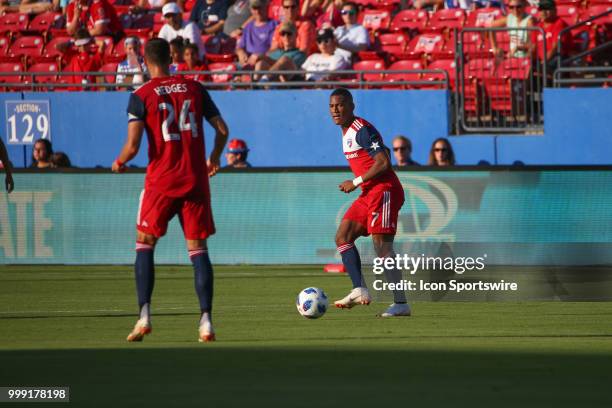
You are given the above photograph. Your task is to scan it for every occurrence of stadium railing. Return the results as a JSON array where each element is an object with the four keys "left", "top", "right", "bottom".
[
  {"left": 454, "top": 26, "right": 547, "bottom": 135},
  {"left": 0, "top": 68, "right": 449, "bottom": 91}
]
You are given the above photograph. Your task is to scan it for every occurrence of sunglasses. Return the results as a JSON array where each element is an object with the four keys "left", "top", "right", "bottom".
[
  {"left": 283, "top": 4, "right": 297, "bottom": 8},
  {"left": 280, "top": 31, "right": 294, "bottom": 36},
  {"left": 317, "top": 38, "right": 332, "bottom": 43},
  {"left": 341, "top": 9, "right": 356, "bottom": 15},
  {"left": 434, "top": 148, "right": 448, "bottom": 152},
  {"left": 508, "top": 4, "right": 523, "bottom": 9},
  {"left": 393, "top": 146, "right": 408, "bottom": 151}
]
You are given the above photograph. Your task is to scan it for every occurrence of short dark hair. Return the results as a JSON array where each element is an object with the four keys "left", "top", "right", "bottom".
[
  {"left": 183, "top": 43, "right": 200, "bottom": 57},
  {"left": 145, "top": 38, "right": 171, "bottom": 67},
  {"left": 343, "top": 2, "right": 358, "bottom": 11},
  {"left": 330, "top": 88, "right": 353, "bottom": 102}
]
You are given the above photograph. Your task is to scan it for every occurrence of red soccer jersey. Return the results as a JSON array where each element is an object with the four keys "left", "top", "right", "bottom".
[
  {"left": 342, "top": 117, "right": 402, "bottom": 191},
  {"left": 66, "top": 0, "right": 123, "bottom": 37},
  {"left": 127, "top": 76, "right": 221, "bottom": 198}
]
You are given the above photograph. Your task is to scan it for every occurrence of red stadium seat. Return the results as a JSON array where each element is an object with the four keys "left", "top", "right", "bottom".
[
  {"left": 0, "top": 13, "right": 29, "bottom": 36},
  {"left": 378, "top": 32, "right": 409, "bottom": 60},
  {"left": 427, "top": 9, "right": 466, "bottom": 33},
  {"left": 7, "top": 36, "right": 44, "bottom": 61},
  {"left": 353, "top": 59, "right": 386, "bottom": 83},
  {"left": 584, "top": 5, "right": 612, "bottom": 24},
  {"left": 28, "top": 12, "right": 64, "bottom": 35},
  {"left": 483, "top": 58, "right": 531, "bottom": 113},
  {"left": 458, "top": 31, "right": 492, "bottom": 58},
  {"left": 26, "top": 62, "right": 60, "bottom": 84},
  {"left": 268, "top": 0, "right": 283, "bottom": 21},
  {"left": 423, "top": 59, "right": 456, "bottom": 89},
  {"left": 466, "top": 7, "right": 504, "bottom": 27},
  {"left": 385, "top": 60, "right": 423, "bottom": 89},
  {"left": 589, "top": 0, "right": 612, "bottom": 5},
  {"left": 0, "top": 36, "right": 9, "bottom": 56},
  {"left": 100, "top": 62, "right": 119, "bottom": 83},
  {"left": 208, "top": 62, "right": 236, "bottom": 83},
  {"left": 390, "top": 9, "right": 428, "bottom": 34},
  {"left": 359, "top": 9, "right": 392, "bottom": 32},
  {"left": 403, "top": 33, "right": 445, "bottom": 60},
  {"left": 556, "top": 5, "right": 580, "bottom": 26},
  {"left": 43, "top": 36, "right": 72, "bottom": 60},
  {"left": 0, "top": 62, "right": 24, "bottom": 88},
  {"left": 206, "top": 53, "right": 235, "bottom": 63}
]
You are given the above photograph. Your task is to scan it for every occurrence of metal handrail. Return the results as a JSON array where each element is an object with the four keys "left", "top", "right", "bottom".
[
  {"left": 553, "top": 66, "right": 612, "bottom": 86},
  {"left": 0, "top": 68, "right": 450, "bottom": 91}
]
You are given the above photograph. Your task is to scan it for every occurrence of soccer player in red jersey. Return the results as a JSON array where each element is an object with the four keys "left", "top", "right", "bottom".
[
  {"left": 330, "top": 88, "right": 411, "bottom": 317},
  {"left": 112, "top": 38, "right": 229, "bottom": 342}
]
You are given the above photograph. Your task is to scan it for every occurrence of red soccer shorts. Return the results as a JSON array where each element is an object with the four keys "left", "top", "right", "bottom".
[
  {"left": 343, "top": 185, "right": 405, "bottom": 235},
  {"left": 136, "top": 189, "right": 215, "bottom": 240}
]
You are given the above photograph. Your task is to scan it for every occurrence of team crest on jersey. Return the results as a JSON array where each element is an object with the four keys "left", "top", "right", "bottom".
[{"left": 346, "top": 139, "right": 353, "bottom": 148}]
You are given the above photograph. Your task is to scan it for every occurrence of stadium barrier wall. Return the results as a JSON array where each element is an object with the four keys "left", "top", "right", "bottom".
[
  {"left": 2, "top": 169, "right": 611, "bottom": 266},
  {"left": 2, "top": 88, "right": 611, "bottom": 168}
]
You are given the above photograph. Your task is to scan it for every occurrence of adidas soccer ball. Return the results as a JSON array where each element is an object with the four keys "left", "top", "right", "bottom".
[{"left": 296, "top": 287, "right": 328, "bottom": 319}]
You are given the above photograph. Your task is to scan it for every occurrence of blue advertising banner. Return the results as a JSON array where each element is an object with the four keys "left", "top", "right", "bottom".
[{"left": 1, "top": 170, "right": 611, "bottom": 265}]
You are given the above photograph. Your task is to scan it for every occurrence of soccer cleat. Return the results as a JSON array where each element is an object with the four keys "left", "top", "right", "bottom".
[
  {"left": 334, "top": 287, "right": 371, "bottom": 309},
  {"left": 126, "top": 318, "right": 152, "bottom": 342},
  {"left": 380, "top": 303, "right": 412, "bottom": 317},
  {"left": 198, "top": 321, "right": 216, "bottom": 343}
]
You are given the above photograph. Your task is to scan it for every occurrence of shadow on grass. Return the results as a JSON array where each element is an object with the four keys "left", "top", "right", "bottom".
[{"left": 1, "top": 348, "right": 611, "bottom": 407}]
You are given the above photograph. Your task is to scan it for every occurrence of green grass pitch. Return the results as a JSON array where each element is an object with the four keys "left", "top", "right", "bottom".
[{"left": 1, "top": 265, "right": 612, "bottom": 407}]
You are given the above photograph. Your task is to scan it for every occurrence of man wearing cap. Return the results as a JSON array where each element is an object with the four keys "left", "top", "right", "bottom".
[
  {"left": 236, "top": 0, "right": 278, "bottom": 68},
  {"left": 158, "top": 2, "right": 206, "bottom": 59},
  {"left": 334, "top": 2, "right": 369, "bottom": 60},
  {"left": 225, "top": 139, "right": 252, "bottom": 168},
  {"left": 66, "top": 0, "right": 124, "bottom": 42},
  {"left": 301, "top": 27, "right": 351, "bottom": 81},
  {"left": 189, "top": 0, "right": 229, "bottom": 35},
  {"left": 255, "top": 21, "right": 307, "bottom": 82},
  {"left": 269, "top": 0, "right": 316, "bottom": 54},
  {"left": 57, "top": 28, "right": 104, "bottom": 90},
  {"left": 536, "top": 0, "right": 570, "bottom": 68}
]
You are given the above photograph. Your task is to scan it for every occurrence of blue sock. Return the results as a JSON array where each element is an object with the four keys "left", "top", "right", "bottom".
[
  {"left": 135, "top": 242, "right": 155, "bottom": 309},
  {"left": 190, "top": 249, "right": 214, "bottom": 313},
  {"left": 338, "top": 243, "right": 363, "bottom": 288}
]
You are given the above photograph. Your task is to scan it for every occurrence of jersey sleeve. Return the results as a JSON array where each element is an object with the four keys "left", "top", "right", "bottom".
[
  {"left": 127, "top": 92, "right": 145, "bottom": 122},
  {"left": 355, "top": 126, "right": 385, "bottom": 158},
  {"left": 199, "top": 84, "right": 221, "bottom": 120}
]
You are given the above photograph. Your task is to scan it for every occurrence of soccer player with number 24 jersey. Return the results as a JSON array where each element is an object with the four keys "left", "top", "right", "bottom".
[{"left": 112, "top": 38, "right": 229, "bottom": 342}]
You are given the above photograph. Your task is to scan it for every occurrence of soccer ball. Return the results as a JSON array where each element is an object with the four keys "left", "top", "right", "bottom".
[{"left": 296, "top": 287, "right": 328, "bottom": 319}]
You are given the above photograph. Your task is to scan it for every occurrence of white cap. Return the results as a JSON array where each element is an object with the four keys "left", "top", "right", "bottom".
[{"left": 162, "top": 2, "right": 181, "bottom": 16}]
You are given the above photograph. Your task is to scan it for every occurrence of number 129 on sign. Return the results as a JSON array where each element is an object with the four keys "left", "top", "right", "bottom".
[{"left": 5, "top": 100, "right": 51, "bottom": 145}]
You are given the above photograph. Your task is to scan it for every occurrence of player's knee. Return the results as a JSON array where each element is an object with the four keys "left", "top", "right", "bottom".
[
  {"left": 137, "top": 231, "right": 157, "bottom": 247},
  {"left": 187, "top": 239, "right": 207, "bottom": 251},
  {"left": 335, "top": 231, "right": 351, "bottom": 247}
]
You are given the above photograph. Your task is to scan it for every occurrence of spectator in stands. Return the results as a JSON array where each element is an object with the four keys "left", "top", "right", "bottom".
[
  {"left": 536, "top": 0, "right": 570, "bottom": 69},
  {"left": 190, "top": 0, "right": 229, "bottom": 35},
  {"left": 131, "top": 0, "right": 171, "bottom": 13},
  {"left": 58, "top": 28, "right": 104, "bottom": 89},
  {"left": 30, "top": 139, "right": 53, "bottom": 169},
  {"left": 0, "top": 137, "right": 14, "bottom": 193},
  {"left": 490, "top": 0, "right": 534, "bottom": 58},
  {"left": 66, "top": 0, "right": 125, "bottom": 43},
  {"left": 236, "top": 0, "right": 278, "bottom": 69},
  {"left": 427, "top": 137, "right": 455, "bottom": 166},
  {"left": 442, "top": 0, "right": 474, "bottom": 10},
  {"left": 116, "top": 37, "right": 148, "bottom": 89},
  {"left": 158, "top": 2, "right": 206, "bottom": 59},
  {"left": 50, "top": 152, "right": 72, "bottom": 168},
  {"left": 223, "top": 0, "right": 252, "bottom": 39},
  {"left": 269, "top": 0, "right": 316, "bottom": 54},
  {"left": 413, "top": 0, "right": 443, "bottom": 11},
  {"left": 333, "top": 2, "right": 368, "bottom": 61},
  {"left": 169, "top": 37, "right": 185, "bottom": 73},
  {"left": 392, "top": 135, "right": 419, "bottom": 166},
  {"left": 301, "top": 28, "right": 350, "bottom": 81},
  {"left": 255, "top": 21, "right": 306, "bottom": 82},
  {"left": 0, "top": 0, "right": 59, "bottom": 14},
  {"left": 225, "top": 139, "right": 252, "bottom": 168},
  {"left": 177, "top": 43, "right": 210, "bottom": 82},
  {"left": 302, "top": 0, "right": 344, "bottom": 29}
]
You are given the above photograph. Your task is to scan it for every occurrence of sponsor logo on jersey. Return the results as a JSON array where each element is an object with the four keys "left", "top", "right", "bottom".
[{"left": 345, "top": 152, "right": 359, "bottom": 159}]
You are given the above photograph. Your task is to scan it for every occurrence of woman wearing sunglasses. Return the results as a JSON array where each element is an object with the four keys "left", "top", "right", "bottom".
[
  {"left": 489, "top": 0, "right": 534, "bottom": 58},
  {"left": 427, "top": 138, "right": 456, "bottom": 166}
]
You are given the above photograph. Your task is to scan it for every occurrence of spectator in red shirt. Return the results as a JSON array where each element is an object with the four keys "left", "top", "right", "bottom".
[
  {"left": 177, "top": 43, "right": 210, "bottom": 82},
  {"left": 66, "top": 0, "right": 125, "bottom": 43},
  {"left": 58, "top": 29, "right": 104, "bottom": 90},
  {"left": 536, "top": 0, "right": 570, "bottom": 68}
]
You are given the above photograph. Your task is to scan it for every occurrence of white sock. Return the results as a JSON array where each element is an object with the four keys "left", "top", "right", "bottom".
[
  {"left": 139, "top": 303, "right": 150, "bottom": 322},
  {"left": 199, "top": 312, "right": 211, "bottom": 328}
]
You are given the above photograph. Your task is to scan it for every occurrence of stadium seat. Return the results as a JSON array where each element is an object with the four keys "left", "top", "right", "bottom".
[
  {"left": 483, "top": 58, "right": 531, "bottom": 114},
  {"left": 100, "top": 62, "right": 119, "bottom": 84},
  {"left": 378, "top": 32, "right": 409, "bottom": 60},
  {"left": 26, "top": 62, "right": 59, "bottom": 85},
  {"left": 402, "top": 33, "right": 445, "bottom": 60},
  {"left": 0, "top": 36, "right": 9, "bottom": 56},
  {"left": 184, "top": 0, "right": 197, "bottom": 11},
  {"left": 359, "top": 9, "right": 392, "bottom": 33},
  {"left": 7, "top": 36, "right": 44, "bottom": 62},
  {"left": 0, "top": 62, "right": 24, "bottom": 89},
  {"left": 466, "top": 7, "right": 504, "bottom": 27},
  {"left": 422, "top": 59, "right": 456, "bottom": 89},
  {"left": 27, "top": 12, "right": 64, "bottom": 36},
  {"left": 462, "top": 58, "right": 495, "bottom": 115},
  {"left": 556, "top": 5, "right": 580, "bottom": 26},
  {"left": 42, "top": 36, "right": 72, "bottom": 64},
  {"left": 385, "top": 60, "right": 423, "bottom": 89},
  {"left": 206, "top": 53, "right": 236, "bottom": 63},
  {"left": 390, "top": 9, "right": 428, "bottom": 34},
  {"left": 427, "top": 9, "right": 466, "bottom": 34},
  {"left": 0, "top": 13, "right": 29, "bottom": 36},
  {"left": 458, "top": 31, "right": 492, "bottom": 58},
  {"left": 208, "top": 62, "right": 237, "bottom": 84},
  {"left": 353, "top": 59, "right": 386, "bottom": 84},
  {"left": 267, "top": 0, "right": 283, "bottom": 21}
]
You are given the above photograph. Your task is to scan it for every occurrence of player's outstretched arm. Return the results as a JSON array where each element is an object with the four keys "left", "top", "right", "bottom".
[
  {"left": 0, "top": 138, "right": 14, "bottom": 193},
  {"left": 112, "top": 120, "right": 145, "bottom": 173},
  {"left": 206, "top": 115, "right": 229, "bottom": 177},
  {"left": 339, "top": 151, "right": 391, "bottom": 193}
]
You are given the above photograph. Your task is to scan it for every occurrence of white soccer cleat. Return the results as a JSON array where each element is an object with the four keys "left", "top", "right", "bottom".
[
  {"left": 126, "top": 318, "right": 152, "bottom": 342},
  {"left": 198, "top": 320, "right": 216, "bottom": 342},
  {"left": 334, "top": 287, "right": 371, "bottom": 309},
  {"left": 380, "top": 303, "right": 412, "bottom": 317}
]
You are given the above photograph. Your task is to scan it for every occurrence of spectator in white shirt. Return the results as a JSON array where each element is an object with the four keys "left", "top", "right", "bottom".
[
  {"left": 334, "top": 2, "right": 369, "bottom": 60},
  {"left": 158, "top": 2, "right": 206, "bottom": 59},
  {"left": 301, "top": 28, "right": 351, "bottom": 81}
]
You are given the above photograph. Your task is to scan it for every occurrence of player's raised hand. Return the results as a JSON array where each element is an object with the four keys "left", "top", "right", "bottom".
[
  {"left": 5, "top": 172, "right": 14, "bottom": 193},
  {"left": 207, "top": 157, "right": 220, "bottom": 177},
  {"left": 339, "top": 180, "right": 357, "bottom": 193}
]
